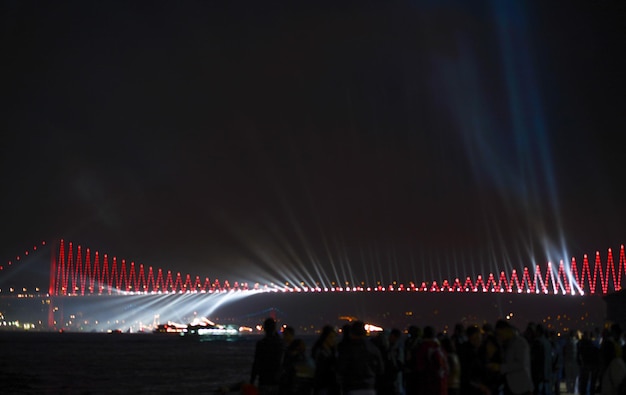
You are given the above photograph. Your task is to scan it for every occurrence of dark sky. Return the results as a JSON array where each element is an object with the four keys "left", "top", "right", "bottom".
[{"left": 2, "top": 0, "right": 626, "bottom": 287}]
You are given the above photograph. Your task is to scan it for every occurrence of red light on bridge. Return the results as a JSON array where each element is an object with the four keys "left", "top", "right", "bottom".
[{"left": 38, "top": 239, "right": 626, "bottom": 296}]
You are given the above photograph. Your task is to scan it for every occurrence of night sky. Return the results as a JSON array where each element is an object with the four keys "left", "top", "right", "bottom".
[{"left": 2, "top": 0, "right": 626, "bottom": 288}]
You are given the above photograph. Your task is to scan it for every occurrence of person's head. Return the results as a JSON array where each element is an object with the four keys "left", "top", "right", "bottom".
[
  {"left": 466, "top": 325, "right": 481, "bottom": 347},
  {"left": 351, "top": 321, "right": 367, "bottom": 338},
  {"left": 483, "top": 334, "right": 499, "bottom": 359},
  {"left": 482, "top": 323, "right": 494, "bottom": 336},
  {"left": 319, "top": 325, "right": 337, "bottom": 348},
  {"left": 454, "top": 323, "right": 465, "bottom": 336},
  {"left": 341, "top": 323, "right": 352, "bottom": 339},
  {"left": 549, "top": 330, "right": 558, "bottom": 341},
  {"left": 282, "top": 325, "right": 295, "bottom": 344},
  {"left": 441, "top": 336, "right": 455, "bottom": 354},
  {"left": 524, "top": 322, "right": 537, "bottom": 339},
  {"left": 495, "top": 319, "right": 514, "bottom": 343},
  {"left": 423, "top": 325, "right": 436, "bottom": 340},
  {"left": 407, "top": 325, "right": 422, "bottom": 340},
  {"left": 535, "top": 323, "right": 546, "bottom": 338},
  {"left": 389, "top": 328, "right": 402, "bottom": 345},
  {"left": 263, "top": 318, "right": 277, "bottom": 335}
]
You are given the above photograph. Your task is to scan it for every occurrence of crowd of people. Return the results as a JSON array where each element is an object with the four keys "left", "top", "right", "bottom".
[{"left": 248, "top": 317, "right": 626, "bottom": 395}]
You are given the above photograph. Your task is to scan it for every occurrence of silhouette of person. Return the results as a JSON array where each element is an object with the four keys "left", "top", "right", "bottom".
[
  {"left": 387, "top": 328, "right": 405, "bottom": 395},
  {"left": 441, "top": 336, "right": 461, "bottom": 395},
  {"left": 490, "top": 320, "right": 533, "bottom": 395},
  {"left": 336, "top": 320, "right": 384, "bottom": 395},
  {"left": 526, "top": 323, "right": 553, "bottom": 395},
  {"left": 578, "top": 331, "right": 600, "bottom": 395},
  {"left": 412, "top": 325, "right": 448, "bottom": 395},
  {"left": 458, "top": 324, "right": 491, "bottom": 395},
  {"left": 404, "top": 325, "right": 422, "bottom": 393},
  {"left": 282, "top": 338, "right": 315, "bottom": 395},
  {"left": 251, "top": 318, "right": 286, "bottom": 395},
  {"left": 338, "top": 323, "right": 352, "bottom": 349},
  {"left": 451, "top": 323, "right": 467, "bottom": 353},
  {"left": 283, "top": 326, "right": 296, "bottom": 348},
  {"left": 280, "top": 325, "right": 298, "bottom": 393},
  {"left": 370, "top": 328, "right": 404, "bottom": 395},
  {"left": 481, "top": 332, "right": 504, "bottom": 395},
  {"left": 312, "top": 325, "right": 340, "bottom": 395},
  {"left": 562, "top": 330, "right": 579, "bottom": 395}
]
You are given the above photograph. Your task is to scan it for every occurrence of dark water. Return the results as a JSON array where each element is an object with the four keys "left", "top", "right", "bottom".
[{"left": 0, "top": 331, "right": 265, "bottom": 394}]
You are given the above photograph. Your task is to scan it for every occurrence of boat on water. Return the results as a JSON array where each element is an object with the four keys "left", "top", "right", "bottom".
[
  {"left": 153, "top": 318, "right": 253, "bottom": 339},
  {"left": 153, "top": 322, "right": 187, "bottom": 334},
  {"left": 184, "top": 323, "right": 240, "bottom": 337}
]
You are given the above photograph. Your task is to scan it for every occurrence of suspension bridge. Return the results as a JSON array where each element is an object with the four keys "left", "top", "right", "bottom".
[
  {"left": 3, "top": 239, "right": 625, "bottom": 297},
  {"left": 1, "top": 239, "right": 623, "bottom": 331}
]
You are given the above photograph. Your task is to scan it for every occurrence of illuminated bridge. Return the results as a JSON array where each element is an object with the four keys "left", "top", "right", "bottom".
[{"left": 3, "top": 239, "right": 625, "bottom": 297}]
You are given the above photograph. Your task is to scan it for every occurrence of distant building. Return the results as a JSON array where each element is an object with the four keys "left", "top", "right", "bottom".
[{"left": 603, "top": 289, "right": 626, "bottom": 330}]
